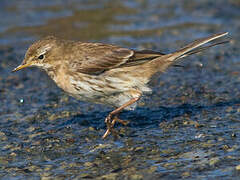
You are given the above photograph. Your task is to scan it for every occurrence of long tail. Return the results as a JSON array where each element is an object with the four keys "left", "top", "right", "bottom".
[
  {"left": 147, "top": 32, "right": 229, "bottom": 74},
  {"left": 167, "top": 32, "right": 228, "bottom": 62},
  {"left": 140, "top": 32, "right": 229, "bottom": 79}
]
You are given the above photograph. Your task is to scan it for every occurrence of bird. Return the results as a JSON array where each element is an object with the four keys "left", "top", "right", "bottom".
[{"left": 13, "top": 32, "right": 228, "bottom": 138}]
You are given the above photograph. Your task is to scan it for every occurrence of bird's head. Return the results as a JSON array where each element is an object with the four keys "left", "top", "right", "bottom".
[{"left": 12, "top": 36, "right": 61, "bottom": 72}]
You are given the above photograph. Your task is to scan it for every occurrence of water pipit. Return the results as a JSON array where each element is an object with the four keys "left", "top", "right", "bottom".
[{"left": 13, "top": 32, "right": 228, "bottom": 138}]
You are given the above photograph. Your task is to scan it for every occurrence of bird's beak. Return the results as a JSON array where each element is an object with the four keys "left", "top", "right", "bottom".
[{"left": 12, "top": 62, "right": 32, "bottom": 72}]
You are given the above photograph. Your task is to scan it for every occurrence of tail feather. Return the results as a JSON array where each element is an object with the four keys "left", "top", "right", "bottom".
[
  {"left": 141, "top": 32, "right": 229, "bottom": 78},
  {"left": 176, "top": 40, "right": 229, "bottom": 60},
  {"left": 167, "top": 32, "right": 228, "bottom": 62}
]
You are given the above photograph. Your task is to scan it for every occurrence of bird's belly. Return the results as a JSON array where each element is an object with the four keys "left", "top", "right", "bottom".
[
  {"left": 71, "top": 90, "right": 138, "bottom": 110},
  {"left": 59, "top": 73, "right": 151, "bottom": 109},
  {"left": 68, "top": 77, "right": 129, "bottom": 106}
]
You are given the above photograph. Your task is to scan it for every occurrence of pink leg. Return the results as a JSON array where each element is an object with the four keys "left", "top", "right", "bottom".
[{"left": 102, "top": 96, "right": 141, "bottom": 139}]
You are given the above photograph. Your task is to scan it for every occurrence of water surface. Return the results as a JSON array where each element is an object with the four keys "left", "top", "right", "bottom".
[{"left": 0, "top": 0, "right": 239, "bottom": 179}]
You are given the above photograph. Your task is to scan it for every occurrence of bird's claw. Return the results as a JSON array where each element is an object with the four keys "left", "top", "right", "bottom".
[
  {"left": 102, "top": 114, "right": 129, "bottom": 139},
  {"left": 102, "top": 114, "right": 115, "bottom": 139},
  {"left": 105, "top": 114, "right": 113, "bottom": 127}
]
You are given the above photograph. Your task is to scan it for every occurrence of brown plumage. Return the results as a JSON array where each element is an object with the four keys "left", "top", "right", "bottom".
[{"left": 13, "top": 32, "right": 228, "bottom": 138}]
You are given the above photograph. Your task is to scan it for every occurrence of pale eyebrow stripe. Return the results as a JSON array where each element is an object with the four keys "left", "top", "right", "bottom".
[{"left": 38, "top": 44, "right": 52, "bottom": 55}]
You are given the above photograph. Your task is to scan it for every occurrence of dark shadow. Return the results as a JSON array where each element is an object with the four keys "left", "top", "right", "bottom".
[{"left": 63, "top": 98, "right": 240, "bottom": 129}]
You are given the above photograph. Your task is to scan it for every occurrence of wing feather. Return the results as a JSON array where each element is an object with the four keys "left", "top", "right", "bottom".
[{"left": 68, "top": 43, "right": 164, "bottom": 75}]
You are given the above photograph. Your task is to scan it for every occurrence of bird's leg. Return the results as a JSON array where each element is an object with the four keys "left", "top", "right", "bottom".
[
  {"left": 103, "top": 115, "right": 129, "bottom": 139},
  {"left": 114, "top": 117, "right": 129, "bottom": 126},
  {"left": 103, "top": 115, "right": 121, "bottom": 139},
  {"left": 105, "top": 114, "right": 129, "bottom": 128},
  {"left": 102, "top": 96, "right": 141, "bottom": 139}
]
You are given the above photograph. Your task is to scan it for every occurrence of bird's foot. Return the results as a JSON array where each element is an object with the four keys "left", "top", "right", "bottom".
[
  {"left": 115, "top": 118, "right": 129, "bottom": 126},
  {"left": 102, "top": 115, "right": 129, "bottom": 139}
]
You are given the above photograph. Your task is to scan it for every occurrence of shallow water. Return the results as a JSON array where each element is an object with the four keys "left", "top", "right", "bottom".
[{"left": 0, "top": 0, "right": 240, "bottom": 179}]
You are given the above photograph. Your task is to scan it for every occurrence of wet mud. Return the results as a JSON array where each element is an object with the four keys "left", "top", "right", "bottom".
[{"left": 0, "top": 0, "right": 239, "bottom": 179}]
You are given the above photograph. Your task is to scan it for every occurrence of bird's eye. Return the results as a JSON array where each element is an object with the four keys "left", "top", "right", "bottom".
[{"left": 38, "top": 54, "right": 44, "bottom": 60}]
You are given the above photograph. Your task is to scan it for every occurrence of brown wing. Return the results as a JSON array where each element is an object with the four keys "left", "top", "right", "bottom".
[
  {"left": 69, "top": 42, "right": 164, "bottom": 75},
  {"left": 121, "top": 50, "right": 165, "bottom": 67},
  {"left": 70, "top": 43, "right": 133, "bottom": 74}
]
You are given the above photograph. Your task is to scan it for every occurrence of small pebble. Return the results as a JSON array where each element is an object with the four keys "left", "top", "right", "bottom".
[
  {"left": 182, "top": 171, "right": 191, "bottom": 177},
  {"left": 236, "top": 165, "right": 240, "bottom": 170},
  {"left": 209, "top": 157, "right": 220, "bottom": 166}
]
